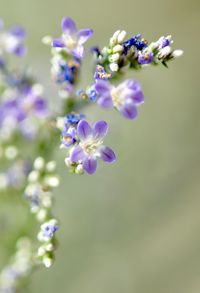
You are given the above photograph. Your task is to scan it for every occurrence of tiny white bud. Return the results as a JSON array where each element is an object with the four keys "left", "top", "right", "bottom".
[
  {"left": 112, "top": 44, "right": 123, "bottom": 53},
  {"left": 38, "top": 247, "right": 46, "bottom": 256},
  {"left": 172, "top": 49, "right": 183, "bottom": 58},
  {"left": 75, "top": 164, "right": 84, "bottom": 175},
  {"left": 34, "top": 157, "right": 45, "bottom": 170},
  {"left": 46, "top": 243, "right": 54, "bottom": 251},
  {"left": 109, "top": 63, "right": 119, "bottom": 72},
  {"left": 37, "top": 209, "right": 47, "bottom": 222},
  {"left": 158, "top": 46, "right": 172, "bottom": 58},
  {"left": 43, "top": 257, "right": 53, "bottom": 268},
  {"left": 28, "top": 170, "right": 39, "bottom": 183},
  {"left": 46, "top": 161, "right": 56, "bottom": 172},
  {"left": 4, "top": 146, "right": 18, "bottom": 160},
  {"left": 56, "top": 117, "right": 65, "bottom": 130},
  {"left": 44, "top": 176, "right": 59, "bottom": 188},
  {"left": 117, "top": 30, "right": 127, "bottom": 43},
  {"left": 109, "top": 53, "right": 120, "bottom": 62},
  {"left": 109, "top": 30, "right": 120, "bottom": 46},
  {"left": 102, "top": 47, "right": 108, "bottom": 55},
  {"left": 42, "top": 35, "right": 52, "bottom": 45},
  {"left": 64, "top": 157, "right": 71, "bottom": 167}
]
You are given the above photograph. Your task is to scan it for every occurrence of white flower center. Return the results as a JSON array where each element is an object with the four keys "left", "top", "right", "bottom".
[
  {"left": 81, "top": 138, "right": 103, "bottom": 155},
  {"left": 111, "top": 88, "right": 124, "bottom": 108},
  {"left": 63, "top": 35, "right": 77, "bottom": 49}
]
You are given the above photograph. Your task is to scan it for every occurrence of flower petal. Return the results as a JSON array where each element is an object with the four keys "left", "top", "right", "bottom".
[
  {"left": 9, "top": 26, "right": 26, "bottom": 38},
  {"left": 72, "top": 45, "right": 85, "bottom": 58},
  {"left": 77, "top": 120, "right": 92, "bottom": 140},
  {"left": 52, "top": 37, "right": 65, "bottom": 48},
  {"left": 95, "top": 80, "right": 110, "bottom": 94},
  {"left": 132, "top": 90, "right": 144, "bottom": 104},
  {"left": 119, "top": 102, "right": 138, "bottom": 119},
  {"left": 99, "top": 146, "right": 116, "bottom": 163},
  {"left": 70, "top": 145, "right": 85, "bottom": 162},
  {"left": 13, "top": 44, "right": 26, "bottom": 57},
  {"left": 61, "top": 17, "right": 77, "bottom": 35},
  {"left": 83, "top": 156, "right": 97, "bottom": 174},
  {"left": 97, "top": 95, "right": 113, "bottom": 109},
  {"left": 77, "top": 29, "right": 93, "bottom": 45},
  {"left": 93, "top": 121, "right": 108, "bottom": 138}
]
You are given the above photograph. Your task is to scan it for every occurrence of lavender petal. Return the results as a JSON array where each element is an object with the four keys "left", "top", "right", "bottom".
[
  {"left": 9, "top": 26, "right": 26, "bottom": 38},
  {"left": 52, "top": 37, "right": 65, "bottom": 48},
  {"left": 83, "top": 156, "right": 97, "bottom": 174},
  {"left": 77, "top": 120, "right": 92, "bottom": 140},
  {"left": 99, "top": 146, "right": 116, "bottom": 163},
  {"left": 93, "top": 121, "right": 108, "bottom": 138},
  {"left": 77, "top": 29, "right": 93, "bottom": 45},
  {"left": 72, "top": 45, "right": 85, "bottom": 58},
  {"left": 61, "top": 17, "right": 77, "bottom": 34},
  {"left": 70, "top": 145, "right": 85, "bottom": 162},
  {"left": 97, "top": 95, "right": 113, "bottom": 109},
  {"left": 119, "top": 102, "right": 138, "bottom": 119},
  {"left": 95, "top": 80, "right": 110, "bottom": 94}
]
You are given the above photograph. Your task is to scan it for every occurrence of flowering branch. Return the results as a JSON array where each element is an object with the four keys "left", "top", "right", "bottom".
[{"left": 0, "top": 16, "right": 183, "bottom": 292}]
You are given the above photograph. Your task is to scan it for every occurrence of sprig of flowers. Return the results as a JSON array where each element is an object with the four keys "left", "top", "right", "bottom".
[
  {"left": 91, "top": 31, "right": 183, "bottom": 73},
  {"left": 0, "top": 15, "right": 183, "bottom": 293}
]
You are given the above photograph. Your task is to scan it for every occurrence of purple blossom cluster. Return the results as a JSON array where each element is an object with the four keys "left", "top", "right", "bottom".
[
  {"left": 91, "top": 31, "right": 183, "bottom": 73},
  {"left": 0, "top": 16, "right": 183, "bottom": 292},
  {"left": 0, "top": 83, "right": 48, "bottom": 141}
]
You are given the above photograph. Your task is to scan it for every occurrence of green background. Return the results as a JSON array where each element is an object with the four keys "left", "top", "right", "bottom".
[{"left": 1, "top": 0, "right": 200, "bottom": 292}]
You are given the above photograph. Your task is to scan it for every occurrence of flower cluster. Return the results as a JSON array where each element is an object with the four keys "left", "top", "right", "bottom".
[
  {"left": 37, "top": 219, "right": 58, "bottom": 268},
  {"left": 59, "top": 114, "right": 116, "bottom": 174},
  {"left": 91, "top": 31, "right": 183, "bottom": 73},
  {"left": 0, "top": 82, "right": 48, "bottom": 141},
  {"left": 43, "top": 17, "right": 93, "bottom": 99},
  {"left": 24, "top": 157, "right": 59, "bottom": 215},
  {"left": 0, "top": 238, "right": 33, "bottom": 293},
  {"left": 0, "top": 15, "right": 183, "bottom": 293},
  {"left": 24, "top": 157, "right": 59, "bottom": 267},
  {"left": 0, "top": 159, "right": 30, "bottom": 191}
]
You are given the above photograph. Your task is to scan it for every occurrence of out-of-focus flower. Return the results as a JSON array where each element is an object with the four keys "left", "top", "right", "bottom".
[
  {"left": 0, "top": 83, "right": 48, "bottom": 141},
  {"left": 95, "top": 79, "right": 144, "bottom": 119},
  {"left": 0, "top": 20, "right": 26, "bottom": 57}
]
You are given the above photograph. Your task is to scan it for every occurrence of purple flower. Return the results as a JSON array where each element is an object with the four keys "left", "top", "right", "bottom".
[
  {"left": 95, "top": 79, "right": 144, "bottom": 119},
  {"left": 156, "top": 35, "right": 172, "bottom": 49},
  {"left": 52, "top": 17, "right": 93, "bottom": 59},
  {"left": 42, "top": 221, "right": 58, "bottom": 238},
  {"left": 70, "top": 120, "right": 116, "bottom": 174},
  {"left": 138, "top": 51, "right": 153, "bottom": 65},
  {"left": 61, "top": 127, "right": 77, "bottom": 147},
  {"left": 94, "top": 65, "right": 112, "bottom": 80}
]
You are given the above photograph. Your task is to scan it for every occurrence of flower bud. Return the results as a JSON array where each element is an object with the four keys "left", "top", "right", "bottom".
[
  {"left": 117, "top": 30, "right": 127, "bottom": 43},
  {"left": 172, "top": 49, "right": 183, "bottom": 58},
  {"left": 109, "top": 53, "right": 120, "bottom": 63},
  {"left": 34, "top": 157, "right": 45, "bottom": 170},
  {"left": 112, "top": 44, "right": 123, "bottom": 53},
  {"left": 109, "top": 63, "right": 119, "bottom": 72}
]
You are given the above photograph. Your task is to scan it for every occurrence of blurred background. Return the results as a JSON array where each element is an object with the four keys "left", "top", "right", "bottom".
[{"left": 0, "top": 0, "right": 200, "bottom": 292}]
